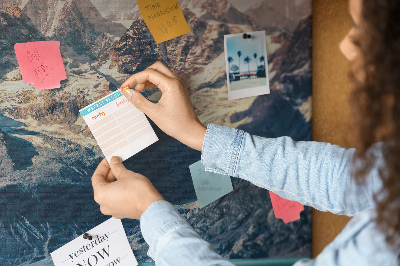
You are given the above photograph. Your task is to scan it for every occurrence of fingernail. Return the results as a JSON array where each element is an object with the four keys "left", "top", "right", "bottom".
[
  {"left": 110, "top": 156, "right": 122, "bottom": 165},
  {"left": 124, "top": 90, "right": 133, "bottom": 101},
  {"left": 120, "top": 85, "right": 130, "bottom": 92}
]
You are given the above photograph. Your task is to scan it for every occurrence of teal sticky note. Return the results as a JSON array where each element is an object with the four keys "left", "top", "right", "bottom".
[{"left": 189, "top": 160, "right": 233, "bottom": 208}]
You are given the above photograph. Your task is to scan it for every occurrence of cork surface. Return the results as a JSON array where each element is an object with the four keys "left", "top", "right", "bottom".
[{"left": 312, "top": 0, "right": 353, "bottom": 257}]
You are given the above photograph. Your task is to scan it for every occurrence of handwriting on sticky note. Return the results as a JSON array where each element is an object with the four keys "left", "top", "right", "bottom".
[
  {"left": 189, "top": 161, "right": 233, "bottom": 208},
  {"left": 137, "top": 0, "right": 191, "bottom": 44},
  {"left": 269, "top": 191, "right": 304, "bottom": 223},
  {"left": 80, "top": 91, "right": 158, "bottom": 162},
  {"left": 51, "top": 218, "right": 138, "bottom": 266},
  {"left": 14, "top": 41, "right": 67, "bottom": 90}
]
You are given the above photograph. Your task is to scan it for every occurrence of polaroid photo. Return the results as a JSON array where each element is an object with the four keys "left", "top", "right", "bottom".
[{"left": 224, "top": 30, "right": 270, "bottom": 100}]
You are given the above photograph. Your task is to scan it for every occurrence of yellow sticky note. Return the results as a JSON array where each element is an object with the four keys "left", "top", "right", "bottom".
[{"left": 137, "top": 0, "right": 191, "bottom": 44}]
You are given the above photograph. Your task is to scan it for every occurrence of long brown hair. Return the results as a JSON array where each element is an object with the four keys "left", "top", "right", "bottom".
[{"left": 350, "top": 0, "right": 400, "bottom": 251}]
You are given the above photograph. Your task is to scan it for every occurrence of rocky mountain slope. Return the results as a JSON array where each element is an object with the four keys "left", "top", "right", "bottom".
[
  {"left": 185, "top": 0, "right": 256, "bottom": 27},
  {"left": 186, "top": 179, "right": 311, "bottom": 259},
  {"left": 90, "top": 0, "right": 134, "bottom": 17},
  {"left": 103, "top": 0, "right": 256, "bottom": 34},
  {"left": 0, "top": 0, "right": 28, "bottom": 9},
  {"left": 104, "top": 7, "right": 254, "bottom": 81},
  {"left": 0, "top": 2, "right": 45, "bottom": 80},
  {"left": 0, "top": 128, "right": 14, "bottom": 178},
  {"left": 244, "top": 0, "right": 311, "bottom": 31},
  {"left": 20, "top": 0, "right": 126, "bottom": 58},
  {"left": 271, "top": 16, "right": 312, "bottom": 77}
]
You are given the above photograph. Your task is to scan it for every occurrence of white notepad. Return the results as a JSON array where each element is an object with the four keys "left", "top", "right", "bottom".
[{"left": 80, "top": 91, "right": 158, "bottom": 162}]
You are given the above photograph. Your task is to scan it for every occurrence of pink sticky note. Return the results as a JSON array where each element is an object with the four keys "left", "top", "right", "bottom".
[
  {"left": 14, "top": 41, "right": 67, "bottom": 90},
  {"left": 270, "top": 191, "right": 304, "bottom": 223}
]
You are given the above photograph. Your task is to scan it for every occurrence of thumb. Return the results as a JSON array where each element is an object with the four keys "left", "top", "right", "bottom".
[
  {"left": 122, "top": 88, "right": 154, "bottom": 115},
  {"left": 109, "top": 156, "right": 128, "bottom": 178}
]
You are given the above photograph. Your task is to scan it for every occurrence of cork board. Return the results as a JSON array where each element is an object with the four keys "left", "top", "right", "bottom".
[{"left": 312, "top": 0, "right": 353, "bottom": 257}]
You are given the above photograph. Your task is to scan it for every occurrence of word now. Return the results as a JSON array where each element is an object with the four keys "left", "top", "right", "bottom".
[
  {"left": 76, "top": 245, "right": 114, "bottom": 266},
  {"left": 159, "top": 15, "right": 178, "bottom": 34}
]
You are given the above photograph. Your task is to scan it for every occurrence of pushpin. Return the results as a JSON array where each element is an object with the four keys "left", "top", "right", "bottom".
[
  {"left": 120, "top": 85, "right": 130, "bottom": 92},
  {"left": 243, "top": 33, "right": 251, "bottom": 39},
  {"left": 83, "top": 233, "right": 93, "bottom": 240}
]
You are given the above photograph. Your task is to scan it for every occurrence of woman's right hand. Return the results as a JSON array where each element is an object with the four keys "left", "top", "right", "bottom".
[{"left": 120, "top": 61, "right": 206, "bottom": 152}]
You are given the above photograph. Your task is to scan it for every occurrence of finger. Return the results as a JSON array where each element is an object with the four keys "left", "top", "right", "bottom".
[
  {"left": 105, "top": 170, "right": 116, "bottom": 183},
  {"left": 100, "top": 206, "right": 111, "bottom": 215},
  {"left": 130, "top": 62, "right": 179, "bottom": 92},
  {"left": 121, "top": 88, "right": 157, "bottom": 115},
  {"left": 92, "top": 159, "right": 111, "bottom": 189},
  {"left": 121, "top": 68, "right": 173, "bottom": 94},
  {"left": 147, "top": 61, "right": 177, "bottom": 79},
  {"left": 135, "top": 81, "right": 157, "bottom": 92},
  {"left": 109, "top": 156, "right": 129, "bottom": 179}
]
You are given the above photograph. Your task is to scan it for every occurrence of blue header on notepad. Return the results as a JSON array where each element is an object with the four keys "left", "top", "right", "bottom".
[{"left": 80, "top": 91, "right": 123, "bottom": 117}]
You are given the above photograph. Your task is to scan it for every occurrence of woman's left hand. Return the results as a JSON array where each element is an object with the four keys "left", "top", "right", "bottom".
[{"left": 91, "top": 157, "right": 164, "bottom": 220}]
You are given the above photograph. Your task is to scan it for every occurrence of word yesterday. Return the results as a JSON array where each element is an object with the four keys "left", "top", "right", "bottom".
[{"left": 69, "top": 233, "right": 109, "bottom": 260}]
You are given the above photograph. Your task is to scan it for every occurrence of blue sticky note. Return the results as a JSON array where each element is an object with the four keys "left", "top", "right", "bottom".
[{"left": 189, "top": 160, "right": 233, "bottom": 208}]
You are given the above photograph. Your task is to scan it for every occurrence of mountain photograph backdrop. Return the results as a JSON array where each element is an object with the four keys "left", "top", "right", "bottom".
[{"left": 0, "top": 0, "right": 312, "bottom": 264}]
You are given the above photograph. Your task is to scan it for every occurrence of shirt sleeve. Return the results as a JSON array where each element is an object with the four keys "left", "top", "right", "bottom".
[
  {"left": 140, "top": 200, "right": 235, "bottom": 266},
  {"left": 201, "top": 124, "right": 383, "bottom": 216}
]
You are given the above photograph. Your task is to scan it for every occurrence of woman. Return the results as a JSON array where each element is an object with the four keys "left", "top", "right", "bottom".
[{"left": 91, "top": 0, "right": 400, "bottom": 264}]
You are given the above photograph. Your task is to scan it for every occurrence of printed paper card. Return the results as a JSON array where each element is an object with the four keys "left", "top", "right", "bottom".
[
  {"left": 269, "top": 191, "right": 304, "bottom": 223},
  {"left": 224, "top": 31, "right": 270, "bottom": 100},
  {"left": 80, "top": 91, "right": 158, "bottom": 162},
  {"left": 189, "top": 161, "right": 233, "bottom": 208},
  {"left": 51, "top": 218, "right": 138, "bottom": 266},
  {"left": 137, "top": 0, "right": 191, "bottom": 44},
  {"left": 14, "top": 41, "right": 67, "bottom": 90}
]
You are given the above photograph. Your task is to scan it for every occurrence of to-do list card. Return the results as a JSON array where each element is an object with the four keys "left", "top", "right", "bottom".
[{"left": 80, "top": 91, "right": 158, "bottom": 162}]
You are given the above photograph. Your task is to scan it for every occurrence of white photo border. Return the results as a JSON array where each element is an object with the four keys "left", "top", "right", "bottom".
[{"left": 224, "top": 30, "right": 270, "bottom": 100}]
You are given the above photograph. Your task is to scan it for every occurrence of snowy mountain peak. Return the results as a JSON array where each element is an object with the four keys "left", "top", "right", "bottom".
[{"left": 22, "top": 0, "right": 126, "bottom": 38}]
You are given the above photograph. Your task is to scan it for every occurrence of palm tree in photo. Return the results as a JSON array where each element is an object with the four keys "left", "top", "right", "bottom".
[
  {"left": 237, "top": 51, "right": 242, "bottom": 78},
  {"left": 244, "top": 56, "right": 251, "bottom": 78},
  {"left": 253, "top": 53, "right": 258, "bottom": 73},
  {"left": 258, "top": 55, "right": 266, "bottom": 77},
  {"left": 259, "top": 55, "right": 265, "bottom": 66},
  {"left": 227, "top": 56, "right": 234, "bottom": 74},
  {"left": 231, "top": 64, "right": 239, "bottom": 73}
]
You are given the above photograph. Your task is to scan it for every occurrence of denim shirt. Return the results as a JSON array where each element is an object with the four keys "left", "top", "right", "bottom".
[{"left": 140, "top": 124, "right": 399, "bottom": 265}]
